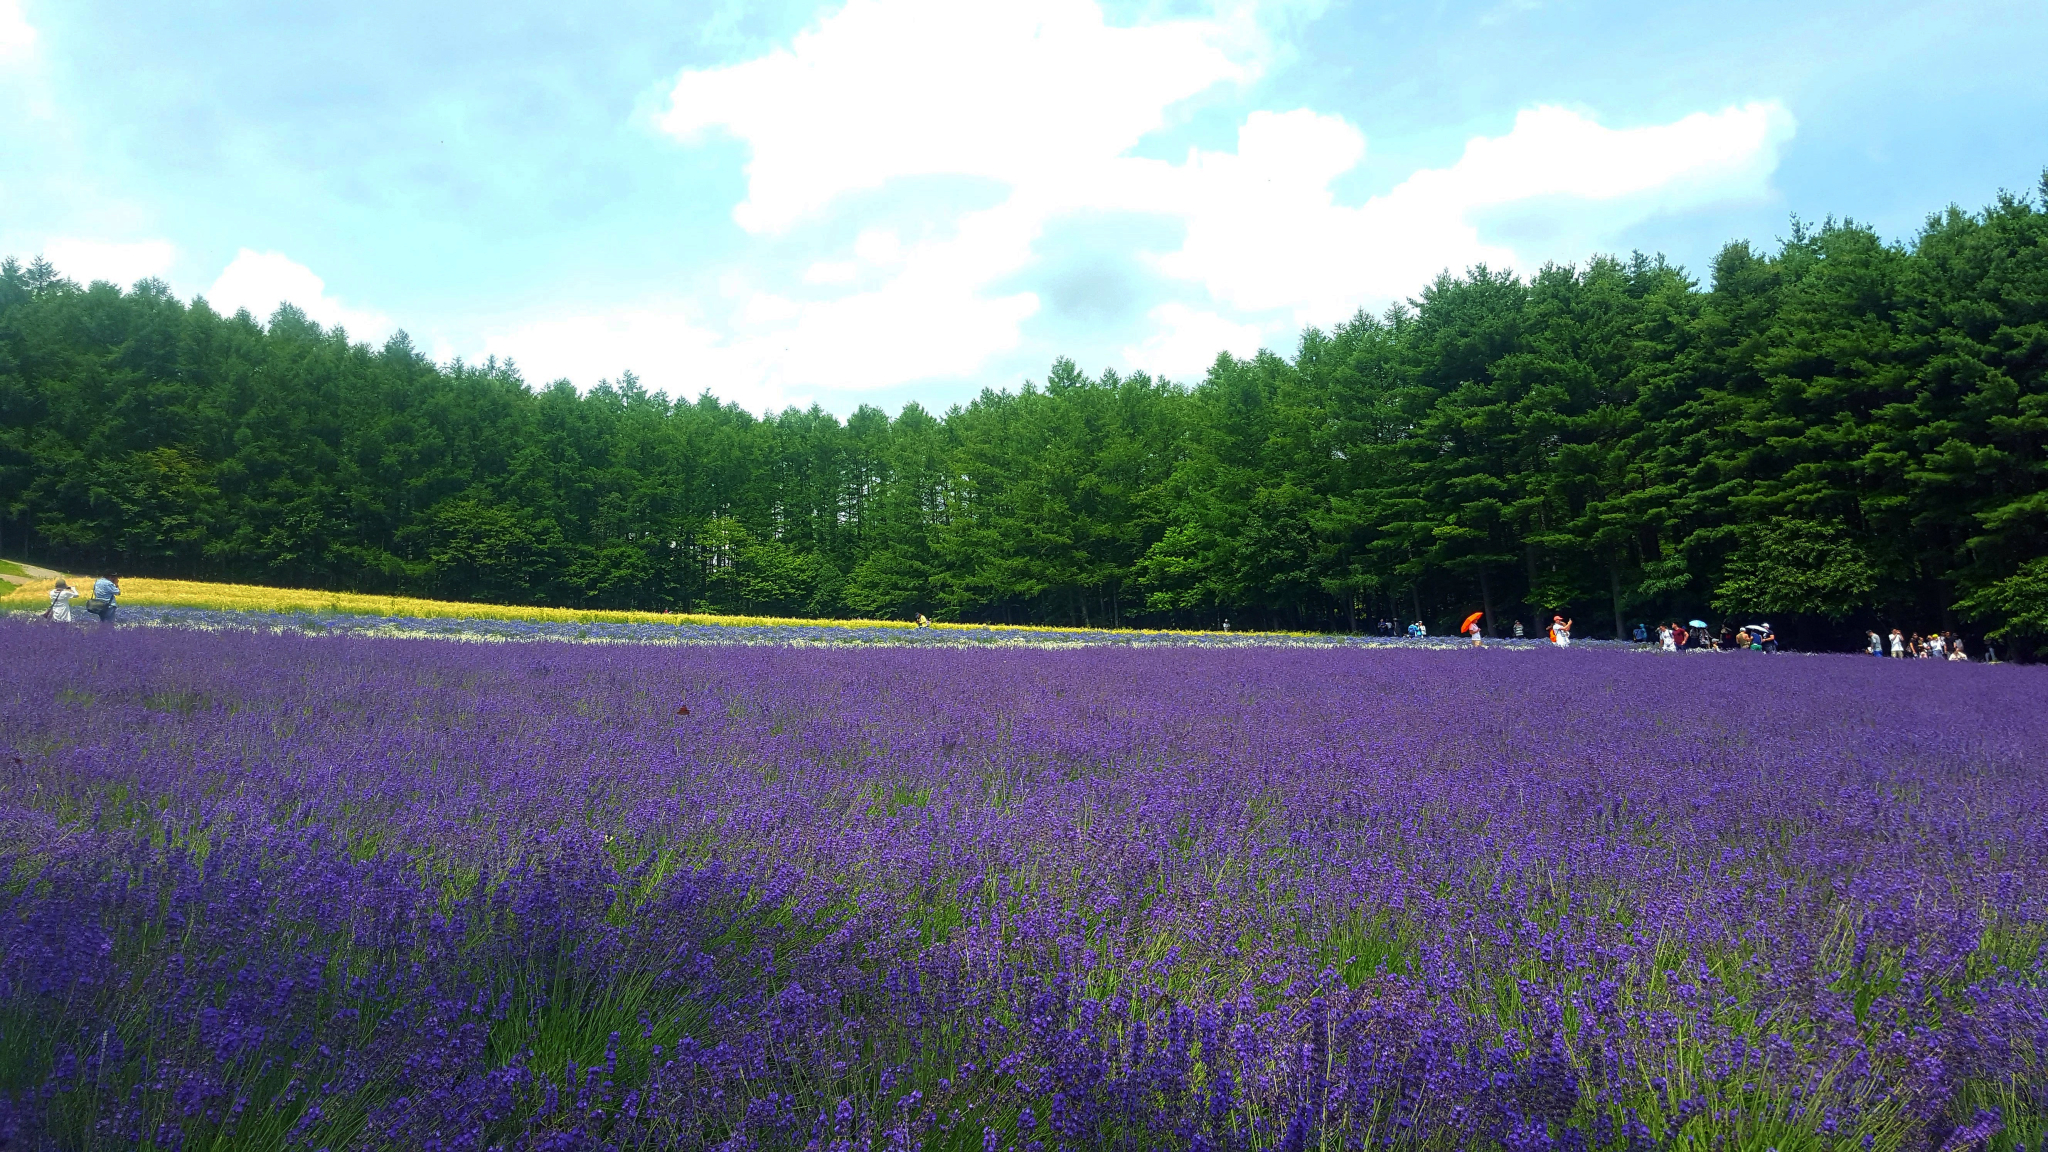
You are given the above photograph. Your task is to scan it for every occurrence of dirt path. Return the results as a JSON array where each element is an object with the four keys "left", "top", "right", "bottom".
[{"left": 0, "top": 559, "right": 67, "bottom": 587}]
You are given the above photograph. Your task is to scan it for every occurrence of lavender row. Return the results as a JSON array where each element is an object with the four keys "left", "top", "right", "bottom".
[{"left": 0, "top": 620, "right": 2041, "bottom": 1150}]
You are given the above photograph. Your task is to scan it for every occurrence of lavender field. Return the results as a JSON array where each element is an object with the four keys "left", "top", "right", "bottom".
[{"left": 1, "top": 621, "right": 2043, "bottom": 1151}]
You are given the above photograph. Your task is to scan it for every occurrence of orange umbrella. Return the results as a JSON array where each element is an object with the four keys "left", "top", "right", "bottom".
[{"left": 1461, "top": 611, "right": 1485, "bottom": 632}]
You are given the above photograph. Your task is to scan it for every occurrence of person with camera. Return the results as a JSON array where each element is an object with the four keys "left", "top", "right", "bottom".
[{"left": 86, "top": 572, "right": 121, "bottom": 623}]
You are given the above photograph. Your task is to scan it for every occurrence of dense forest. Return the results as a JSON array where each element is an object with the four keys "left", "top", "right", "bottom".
[{"left": 3, "top": 177, "right": 2044, "bottom": 653}]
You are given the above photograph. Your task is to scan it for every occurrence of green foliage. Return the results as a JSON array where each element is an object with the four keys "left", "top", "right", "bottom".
[
  {"left": 1712, "top": 519, "right": 1879, "bottom": 618},
  {"left": 1956, "top": 557, "right": 2048, "bottom": 639},
  {"left": 2, "top": 175, "right": 2044, "bottom": 645}
]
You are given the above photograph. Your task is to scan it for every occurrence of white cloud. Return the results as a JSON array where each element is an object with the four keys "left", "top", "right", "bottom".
[
  {"left": 1150, "top": 100, "right": 1795, "bottom": 324},
  {"left": 41, "top": 238, "right": 177, "bottom": 288},
  {"left": 1122, "top": 303, "right": 1276, "bottom": 381},
  {"left": 0, "top": 0, "right": 35, "bottom": 62},
  {"left": 482, "top": 259, "right": 1040, "bottom": 411},
  {"left": 633, "top": 0, "right": 1795, "bottom": 397},
  {"left": 205, "top": 249, "right": 393, "bottom": 340},
  {"left": 480, "top": 304, "right": 737, "bottom": 397},
  {"left": 660, "top": 0, "right": 1254, "bottom": 234}
]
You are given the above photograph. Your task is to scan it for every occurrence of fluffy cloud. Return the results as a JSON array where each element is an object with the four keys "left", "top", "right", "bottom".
[
  {"left": 483, "top": 265, "right": 1038, "bottom": 410},
  {"left": 661, "top": 0, "right": 1254, "bottom": 235},
  {"left": 40, "top": 238, "right": 177, "bottom": 288},
  {"left": 206, "top": 249, "right": 392, "bottom": 340},
  {"left": 0, "top": 0, "right": 34, "bottom": 62},
  {"left": 1151, "top": 101, "right": 1795, "bottom": 324},
  {"left": 1121, "top": 303, "right": 1277, "bottom": 381},
  {"left": 639, "top": 0, "right": 1794, "bottom": 397}
]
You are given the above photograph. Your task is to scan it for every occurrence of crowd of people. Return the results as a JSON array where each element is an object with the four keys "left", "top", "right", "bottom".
[
  {"left": 40, "top": 572, "right": 120, "bottom": 623},
  {"left": 1368, "top": 612, "right": 1998, "bottom": 660},
  {"left": 1869, "top": 627, "right": 1988, "bottom": 661}
]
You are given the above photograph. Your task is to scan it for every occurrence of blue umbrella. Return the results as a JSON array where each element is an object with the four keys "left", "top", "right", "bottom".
[{"left": 1688, "top": 619, "right": 1707, "bottom": 628}]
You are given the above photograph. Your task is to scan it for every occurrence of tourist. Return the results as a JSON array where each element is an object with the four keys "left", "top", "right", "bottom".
[
  {"left": 1889, "top": 628, "right": 1906, "bottom": 658},
  {"left": 1633, "top": 622, "right": 1648, "bottom": 644},
  {"left": 1512, "top": 620, "right": 1525, "bottom": 639},
  {"left": 1658, "top": 624, "right": 1676, "bottom": 652},
  {"left": 1928, "top": 632, "right": 1946, "bottom": 659},
  {"left": 1947, "top": 634, "right": 1968, "bottom": 661},
  {"left": 88, "top": 572, "right": 120, "bottom": 623},
  {"left": 47, "top": 578, "right": 79, "bottom": 622},
  {"left": 1549, "top": 614, "right": 1572, "bottom": 648},
  {"left": 1867, "top": 630, "right": 1884, "bottom": 656}
]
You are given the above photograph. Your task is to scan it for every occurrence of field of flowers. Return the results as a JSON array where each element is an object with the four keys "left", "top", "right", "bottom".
[
  {"left": 3, "top": 576, "right": 1356, "bottom": 646},
  {"left": 0, "top": 575, "right": 932, "bottom": 632},
  {"left": 1, "top": 619, "right": 2042, "bottom": 1151}
]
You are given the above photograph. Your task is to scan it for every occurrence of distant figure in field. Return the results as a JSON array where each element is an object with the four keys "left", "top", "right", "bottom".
[
  {"left": 1890, "top": 628, "right": 1906, "bottom": 657},
  {"left": 1927, "top": 632, "right": 1946, "bottom": 659},
  {"left": 1632, "top": 622, "right": 1648, "bottom": 644},
  {"left": 1548, "top": 615, "right": 1571, "bottom": 648},
  {"left": 915, "top": 613, "right": 930, "bottom": 629},
  {"left": 47, "top": 578, "right": 78, "bottom": 622},
  {"left": 1867, "top": 630, "right": 1884, "bottom": 656},
  {"left": 89, "top": 573, "right": 120, "bottom": 623},
  {"left": 1947, "top": 634, "right": 1968, "bottom": 661},
  {"left": 1658, "top": 624, "right": 1675, "bottom": 652},
  {"left": 1512, "top": 620, "right": 1524, "bottom": 639}
]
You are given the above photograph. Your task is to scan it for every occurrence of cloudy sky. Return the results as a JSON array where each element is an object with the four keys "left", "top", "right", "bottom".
[{"left": 3, "top": 0, "right": 2042, "bottom": 414}]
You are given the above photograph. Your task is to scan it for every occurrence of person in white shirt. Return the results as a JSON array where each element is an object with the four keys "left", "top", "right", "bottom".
[{"left": 47, "top": 579, "right": 79, "bottom": 622}]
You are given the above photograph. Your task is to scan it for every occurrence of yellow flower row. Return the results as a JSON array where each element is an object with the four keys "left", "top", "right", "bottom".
[
  {"left": 0, "top": 577, "right": 921, "bottom": 629},
  {"left": 1, "top": 575, "right": 1270, "bottom": 638}
]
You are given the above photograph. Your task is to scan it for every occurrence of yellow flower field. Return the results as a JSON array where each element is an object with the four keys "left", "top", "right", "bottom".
[
  {"left": 0, "top": 576, "right": 926, "bottom": 630},
  {"left": 0, "top": 574, "right": 1246, "bottom": 638}
]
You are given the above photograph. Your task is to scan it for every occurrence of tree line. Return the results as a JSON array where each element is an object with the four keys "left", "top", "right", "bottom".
[{"left": 2, "top": 177, "right": 2044, "bottom": 653}]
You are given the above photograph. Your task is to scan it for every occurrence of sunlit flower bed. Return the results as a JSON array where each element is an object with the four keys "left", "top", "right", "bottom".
[
  {"left": 0, "top": 577, "right": 1344, "bottom": 644},
  {"left": 1, "top": 621, "right": 2040, "bottom": 1150}
]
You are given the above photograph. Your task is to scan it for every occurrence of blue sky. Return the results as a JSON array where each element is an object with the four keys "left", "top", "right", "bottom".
[{"left": 3, "top": 0, "right": 2043, "bottom": 415}]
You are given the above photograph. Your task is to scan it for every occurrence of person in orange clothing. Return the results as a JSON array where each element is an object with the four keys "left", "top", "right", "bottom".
[{"left": 1548, "top": 614, "right": 1572, "bottom": 647}]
